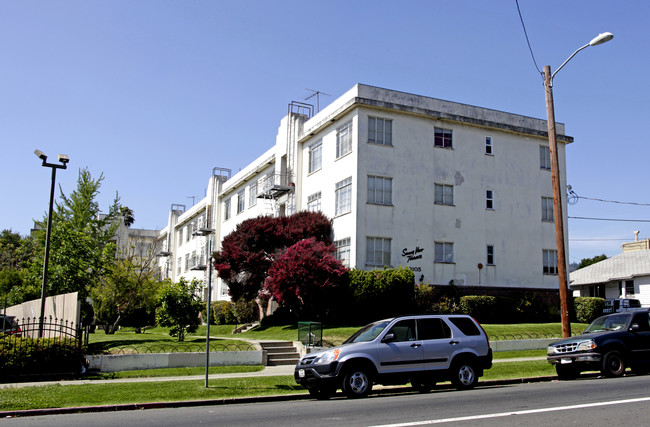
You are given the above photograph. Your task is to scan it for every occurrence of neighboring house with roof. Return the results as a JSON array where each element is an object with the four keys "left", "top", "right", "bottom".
[{"left": 570, "top": 248, "right": 650, "bottom": 306}]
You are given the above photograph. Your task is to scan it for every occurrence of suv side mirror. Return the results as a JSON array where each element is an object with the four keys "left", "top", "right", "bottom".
[
  {"left": 382, "top": 333, "right": 396, "bottom": 343},
  {"left": 629, "top": 324, "right": 640, "bottom": 332}
]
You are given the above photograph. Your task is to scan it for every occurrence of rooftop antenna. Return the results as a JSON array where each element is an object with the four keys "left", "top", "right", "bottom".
[
  {"left": 187, "top": 196, "right": 196, "bottom": 206},
  {"left": 305, "top": 88, "right": 331, "bottom": 113}
]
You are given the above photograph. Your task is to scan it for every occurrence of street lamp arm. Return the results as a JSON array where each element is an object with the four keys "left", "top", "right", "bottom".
[{"left": 551, "top": 43, "right": 590, "bottom": 81}]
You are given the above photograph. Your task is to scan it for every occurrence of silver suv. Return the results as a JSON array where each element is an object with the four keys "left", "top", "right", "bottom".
[{"left": 294, "top": 314, "right": 492, "bottom": 399}]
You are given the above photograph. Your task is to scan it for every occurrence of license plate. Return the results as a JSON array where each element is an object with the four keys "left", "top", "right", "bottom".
[
  {"left": 560, "top": 358, "right": 572, "bottom": 364},
  {"left": 298, "top": 369, "right": 305, "bottom": 378}
]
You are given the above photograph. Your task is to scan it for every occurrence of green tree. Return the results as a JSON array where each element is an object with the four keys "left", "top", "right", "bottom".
[
  {"left": 156, "top": 278, "right": 202, "bottom": 341},
  {"left": 91, "top": 252, "right": 162, "bottom": 334},
  {"left": 0, "top": 230, "right": 37, "bottom": 307},
  {"left": 577, "top": 254, "right": 608, "bottom": 270},
  {"left": 28, "top": 168, "right": 123, "bottom": 313}
]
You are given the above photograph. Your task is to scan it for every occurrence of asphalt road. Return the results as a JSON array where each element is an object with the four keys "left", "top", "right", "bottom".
[{"left": 6, "top": 374, "right": 650, "bottom": 426}]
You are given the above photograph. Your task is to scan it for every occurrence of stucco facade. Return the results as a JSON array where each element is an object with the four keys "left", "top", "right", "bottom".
[{"left": 158, "top": 84, "right": 572, "bottom": 301}]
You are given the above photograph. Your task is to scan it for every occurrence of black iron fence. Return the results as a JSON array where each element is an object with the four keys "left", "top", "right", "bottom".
[
  {"left": 98, "top": 342, "right": 256, "bottom": 355},
  {"left": 0, "top": 316, "right": 83, "bottom": 379}
]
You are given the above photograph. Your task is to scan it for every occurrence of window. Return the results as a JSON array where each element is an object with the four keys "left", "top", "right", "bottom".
[
  {"left": 249, "top": 183, "right": 257, "bottom": 207},
  {"left": 367, "top": 176, "right": 392, "bottom": 205},
  {"left": 177, "top": 257, "right": 181, "bottom": 275},
  {"left": 335, "top": 237, "right": 351, "bottom": 267},
  {"left": 309, "top": 140, "right": 322, "bottom": 173},
  {"left": 224, "top": 198, "right": 231, "bottom": 221},
  {"left": 335, "top": 177, "right": 352, "bottom": 215},
  {"left": 435, "top": 242, "right": 454, "bottom": 263},
  {"left": 434, "top": 127, "right": 453, "bottom": 148},
  {"left": 336, "top": 121, "right": 353, "bottom": 158},
  {"left": 434, "top": 184, "right": 454, "bottom": 205},
  {"left": 449, "top": 317, "right": 481, "bottom": 336},
  {"left": 307, "top": 192, "right": 322, "bottom": 212},
  {"left": 185, "top": 226, "right": 190, "bottom": 242},
  {"left": 368, "top": 117, "right": 392, "bottom": 146},
  {"left": 237, "top": 190, "right": 245, "bottom": 214},
  {"left": 184, "top": 253, "right": 190, "bottom": 271},
  {"left": 487, "top": 245, "right": 494, "bottom": 265},
  {"left": 366, "top": 237, "right": 391, "bottom": 267},
  {"left": 543, "top": 249, "right": 558, "bottom": 275},
  {"left": 485, "top": 136, "right": 493, "bottom": 155},
  {"left": 540, "top": 146, "right": 551, "bottom": 170},
  {"left": 542, "top": 196, "right": 554, "bottom": 222},
  {"left": 387, "top": 319, "right": 416, "bottom": 341},
  {"left": 626, "top": 280, "right": 635, "bottom": 295},
  {"left": 418, "top": 318, "right": 451, "bottom": 340},
  {"left": 486, "top": 190, "right": 494, "bottom": 209}
]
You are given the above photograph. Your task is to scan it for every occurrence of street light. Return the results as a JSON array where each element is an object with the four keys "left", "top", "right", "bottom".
[
  {"left": 543, "top": 32, "right": 613, "bottom": 338},
  {"left": 34, "top": 149, "right": 70, "bottom": 337},
  {"left": 193, "top": 227, "right": 214, "bottom": 388}
]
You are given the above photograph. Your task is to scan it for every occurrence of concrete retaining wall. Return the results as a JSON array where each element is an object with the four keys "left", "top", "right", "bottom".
[
  {"left": 86, "top": 351, "right": 264, "bottom": 373},
  {"left": 490, "top": 338, "right": 555, "bottom": 352}
]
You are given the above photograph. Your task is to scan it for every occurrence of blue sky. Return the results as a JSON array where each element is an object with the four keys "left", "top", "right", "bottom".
[{"left": 1, "top": 1, "right": 648, "bottom": 264}]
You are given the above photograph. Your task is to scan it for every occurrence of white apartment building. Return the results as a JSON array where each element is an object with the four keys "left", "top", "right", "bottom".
[{"left": 158, "top": 84, "right": 572, "bottom": 302}]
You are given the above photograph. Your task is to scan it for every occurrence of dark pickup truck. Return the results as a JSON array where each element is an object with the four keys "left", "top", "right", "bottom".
[{"left": 547, "top": 309, "right": 650, "bottom": 380}]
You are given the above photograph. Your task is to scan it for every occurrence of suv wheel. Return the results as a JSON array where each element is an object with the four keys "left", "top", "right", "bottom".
[
  {"left": 602, "top": 350, "right": 626, "bottom": 377},
  {"left": 342, "top": 368, "right": 372, "bottom": 398},
  {"left": 451, "top": 359, "right": 478, "bottom": 390}
]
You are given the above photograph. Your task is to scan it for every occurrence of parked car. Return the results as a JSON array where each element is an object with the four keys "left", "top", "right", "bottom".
[
  {"left": 603, "top": 298, "right": 642, "bottom": 314},
  {"left": 547, "top": 309, "right": 650, "bottom": 379},
  {"left": 294, "top": 314, "right": 493, "bottom": 399},
  {"left": 0, "top": 314, "right": 21, "bottom": 336}
]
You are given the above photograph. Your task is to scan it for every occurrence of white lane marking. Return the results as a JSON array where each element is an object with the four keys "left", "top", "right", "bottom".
[{"left": 370, "top": 396, "right": 650, "bottom": 426}]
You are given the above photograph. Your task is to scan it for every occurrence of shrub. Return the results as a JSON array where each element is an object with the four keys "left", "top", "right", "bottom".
[
  {"left": 574, "top": 297, "right": 605, "bottom": 323},
  {"left": 459, "top": 296, "right": 497, "bottom": 322},
  {"left": 347, "top": 267, "right": 415, "bottom": 323},
  {"left": 0, "top": 337, "right": 81, "bottom": 377}
]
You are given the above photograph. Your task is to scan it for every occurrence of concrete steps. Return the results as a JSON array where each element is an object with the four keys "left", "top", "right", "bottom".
[{"left": 260, "top": 341, "right": 300, "bottom": 366}]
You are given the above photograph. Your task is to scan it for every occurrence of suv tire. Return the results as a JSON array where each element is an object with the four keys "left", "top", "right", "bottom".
[
  {"left": 601, "top": 350, "right": 626, "bottom": 377},
  {"left": 451, "top": 359, "right": 478, "bottom": 390},
  {"left": 342, "top": 367, "right": 372, "bottom": 398}
]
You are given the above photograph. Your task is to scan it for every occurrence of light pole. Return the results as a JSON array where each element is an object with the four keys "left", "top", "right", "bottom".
[
  {"left": 543, "top": 32, "right": 613, "bottom": 338},
  {"left": 193, "top": 227, "right": 214, "bottom": 388},
  {"left": 34, "top": 149, "right": 69, "bottom": 337}
]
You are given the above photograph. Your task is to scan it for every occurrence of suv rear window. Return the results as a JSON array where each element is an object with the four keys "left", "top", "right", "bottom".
[{"left": 449, "top": 317, "right": 481, "bottom": 336}]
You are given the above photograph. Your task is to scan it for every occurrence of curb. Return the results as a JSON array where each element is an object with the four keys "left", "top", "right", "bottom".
[{"left": 2, "top": 374, "right": 596, "bottom": 419}]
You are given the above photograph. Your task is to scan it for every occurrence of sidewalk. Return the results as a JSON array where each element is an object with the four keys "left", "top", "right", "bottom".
[{"left": 0, "top": 365, "right": 296, "bottom": 389}]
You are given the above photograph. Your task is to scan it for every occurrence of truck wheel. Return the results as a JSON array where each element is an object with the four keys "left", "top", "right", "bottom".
[
  {"left": 342, "top": 368, "right": 372, "bottom": 398},
  {"left": 555, "top": 364, "right": 579, "bottom": 380},
  {"left": 308, "top": 386, "right": 336, "bottom": 400},
  {"left": 451, "top": 359, "right": 478, "bottom": 390},
  {"left": 602, "top": 350, "right": 626, "bottom": 377}
]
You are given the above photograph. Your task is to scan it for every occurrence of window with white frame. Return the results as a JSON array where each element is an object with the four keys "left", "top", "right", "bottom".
[
  {"left": 543, "top": 249, "right": 558, "bottom": 275},
  {"left": 237, "top": 190, "right": 245, "bottom": 214},
  {"left": 366, "top": 237, "right": 391, "bottom": 267},
  {"left": 307, "top": 192, "right": 322, "bottom": 212},
  {"left": 335, "top": 237, "right": 351, "bottom": 267},
  {"left": 540, "top": 146, "right": 551, "bottom": 170},
  {"left": 487, "top": 245, "right": 495, "bottom": 265},
  {"left": 249, "top": 182, "right": 257, "bottom": 207},
  {"left": 177, "top": 257, "right": 181, "bottom": 275},
  {"left": 542, "top": 196, "right": 554, "bottom": 222},
  {"left": 335, "top": 177, "right": 352, "bottom": 215},
  {"left": 435, "top": 242, "right": 454, "bottom": 263},
  {"left": 367, "top": 175, "right": 392, "bottom": 205},
  {"left": 336, "top": 121, "right": 353, "bottom": 158},
  {"left": 434, "top": 127, "right": 453, "bottom": 148},
  {"left": 486, "top": 190, "right": 494, "bottom": 209},
  {"left": 198, "top": 216, "right": 204, "bottom": 230},
  {"left": 485, "top": 136, "right": 493, "bottom": 155},
  {"left": 224, "top": 198, "right": 231, "bottom": 220},
  {"left": 185, "top": 226, "right": 190, "bottom": 242},
  {"left": 184, "top": 253, "right": 190, "bottom": 271},
  {"left": 368, "top": 117, "right": 392, "bottom": 146},
  {"left": 309, "top": 140, "right": 322, "bottom": 173},
  {"left": 434, "top": 183, "right": 454, "bottom": 205}
]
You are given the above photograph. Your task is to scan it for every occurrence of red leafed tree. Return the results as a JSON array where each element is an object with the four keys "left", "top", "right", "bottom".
[
  {"left": 265, "top": 238, "right": 348, "bottom": 319},
  {"left": 213, "top": 211, "right": 335, "bottom": 302}
]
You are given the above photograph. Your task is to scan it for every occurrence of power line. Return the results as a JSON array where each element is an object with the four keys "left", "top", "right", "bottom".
[
  {"left": 573, "top": 195, "right": 650, "bottom": 207},
  {"left": 569, "top": 216, "right": 650, "bottom": 223},
  {"left": 515, "top": 0, "right": 541, "bottom": 74}
]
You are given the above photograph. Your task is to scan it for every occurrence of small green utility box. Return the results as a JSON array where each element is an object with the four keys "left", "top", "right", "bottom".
[{"left": 298, "top": 321, "right": 322, "bottom": 347}]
